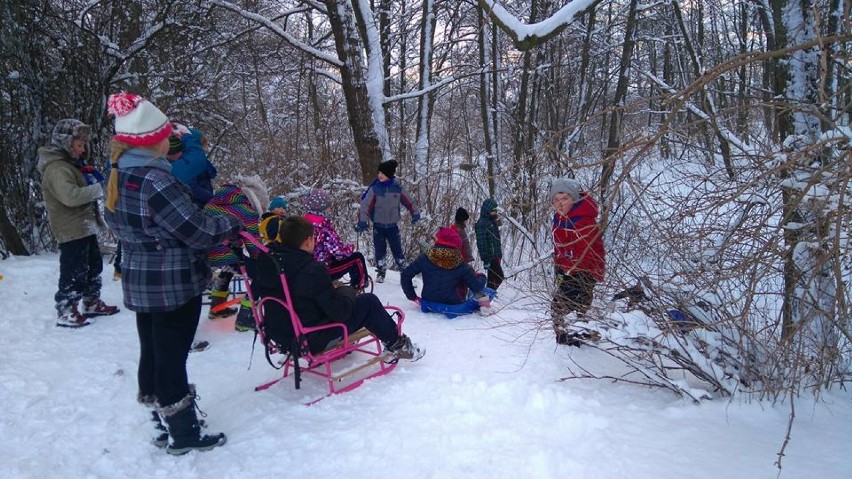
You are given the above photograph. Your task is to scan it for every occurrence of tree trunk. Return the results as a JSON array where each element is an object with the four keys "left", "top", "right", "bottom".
[
  {"left": 325, "top": 0, "right": 386, "bottom": 184},
  {"left": 599, "top": 0, "right": 638, "bottom": 205}
]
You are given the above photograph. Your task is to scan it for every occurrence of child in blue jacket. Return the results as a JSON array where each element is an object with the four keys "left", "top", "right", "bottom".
[{"left": 401, "top": 227, "right": 494, "bottom": 318}]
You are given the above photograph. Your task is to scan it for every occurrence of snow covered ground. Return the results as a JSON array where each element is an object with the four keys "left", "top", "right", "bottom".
[{"left": 0, "top": 253, "right": 849, "bottom": 478}]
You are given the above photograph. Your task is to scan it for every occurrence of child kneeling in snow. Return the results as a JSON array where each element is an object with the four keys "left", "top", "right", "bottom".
[{"left": 401, "top": 227, "right": 495, "bottom": 318}]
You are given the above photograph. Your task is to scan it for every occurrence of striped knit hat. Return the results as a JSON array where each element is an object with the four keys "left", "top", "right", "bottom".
[
  {"left": 107, "top": 92, "right": 172, "bottom": 147},
  {"left": 167, "top": 134, "right": 184, "bottom": 155}
]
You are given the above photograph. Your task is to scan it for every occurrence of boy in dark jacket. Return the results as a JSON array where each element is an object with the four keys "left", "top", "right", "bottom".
[
  {"left": 474, "top": 198, "right": 504, "bottom": 291},
  {"left": 355, "top": 160, "right": 420, "bottom": 283},
  {"left": 264, "top": 216, "right": 424, "bottom": 361}
]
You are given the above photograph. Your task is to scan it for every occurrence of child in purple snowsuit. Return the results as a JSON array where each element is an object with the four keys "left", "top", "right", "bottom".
[{"left": 303, "top": 189, "right": 369, "bottom": 290}]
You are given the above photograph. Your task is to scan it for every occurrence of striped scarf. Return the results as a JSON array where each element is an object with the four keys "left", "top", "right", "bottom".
[{"left": 205, "top": 184, "right": 261, "bottom": 267}]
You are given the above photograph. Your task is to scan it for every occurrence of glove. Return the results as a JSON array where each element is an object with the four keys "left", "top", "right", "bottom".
[
  {"left": 355, "top": 221, "right": 368, "bottom": 233},
  {"left": 411, "top": 296, "right": 421, "bottom": 305},
  {"left": 411, "top": 213, "right": 421, "bottom": 223}
]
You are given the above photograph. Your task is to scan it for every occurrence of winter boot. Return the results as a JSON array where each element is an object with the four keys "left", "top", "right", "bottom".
[
  {"left": 233, "top": 298, "right": 255, "bottom": 332},
  {"left": 208, "top": 293, "right": 237, "bottom": 319},
  {"left": 151, "top": 410, "right": 169, "bottom": 448},
  {"left": 376, "top": 270, "right": 386, "bottom": 284},
  {"left": 383, "top": 334, "right": 425, "bottom": 363},
  {"left": 56, "top": 304, "right": 92, "bottom": 328},
  {"left": 81, "top": 298, "right": 120, "bottom": 317},
  {"left": 159, "top": 394, "right": 226, "bottom": 456},
  {"left": 139, "top": 393, "right": 168, "bottom": 448}
]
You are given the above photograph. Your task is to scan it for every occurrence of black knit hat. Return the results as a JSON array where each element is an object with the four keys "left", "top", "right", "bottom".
[
  {"left": 168, "top": 135, "right": 184, "bottom": 155},
  {"left": 377, "top": 160, "right": 398, "bottom": 178},
  {"left": 454, "top": 207, "right": 469, "bottom": 223}
]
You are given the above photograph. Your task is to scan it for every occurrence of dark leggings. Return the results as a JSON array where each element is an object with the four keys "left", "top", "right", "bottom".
[{"left": 136, "top": 296, "right": 202, "bottom": 407}]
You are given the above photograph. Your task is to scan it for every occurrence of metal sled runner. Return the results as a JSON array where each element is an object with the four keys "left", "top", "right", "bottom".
[{"left": 232, "top": 232, "right": 404, "bottom": 405}]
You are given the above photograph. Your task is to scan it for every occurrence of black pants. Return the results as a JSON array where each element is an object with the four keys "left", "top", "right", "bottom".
[
  {"left": 307, "top": 293, "right": 400, "bottom": 352},
  {"left": 373, "top": 225, "right": 405, "bottom": 274},
  {"left": 136, "top": 296, "right": 202, "bottom": 407},
  {"left": 485, "top": 260, "right": 504, "bottom": 290},
  {"left": 55, "top": 235, "right": 103, "bottom": 313},
  {"left": 551, "top": 270, "right": 597, "bottom": 324},
  {"left": 327, "top": 252, "right": 368, "bottom": 289}
]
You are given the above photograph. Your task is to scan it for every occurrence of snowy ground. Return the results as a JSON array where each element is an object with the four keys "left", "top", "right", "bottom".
[{"left": 0, "top": 253, "right": 850, "bottom": 479}]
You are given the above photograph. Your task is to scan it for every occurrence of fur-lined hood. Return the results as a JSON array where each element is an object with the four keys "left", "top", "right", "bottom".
[{"left": 231, "top": 174, "right": 270, "bottom": 215}]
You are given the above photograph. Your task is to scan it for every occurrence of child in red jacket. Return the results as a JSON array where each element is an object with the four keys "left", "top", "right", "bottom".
[{"left": 550, "top": 178, "right": 606, "bottom": 345}]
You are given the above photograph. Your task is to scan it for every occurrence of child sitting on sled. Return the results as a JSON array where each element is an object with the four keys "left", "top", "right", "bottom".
[{"left": 401, "top": 227, "right": 495, "bottom": 318}]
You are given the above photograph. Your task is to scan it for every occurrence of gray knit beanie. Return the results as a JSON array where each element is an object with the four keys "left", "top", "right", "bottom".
[{"left": 550, "top": 178, "right": 580, "bottom": 201}]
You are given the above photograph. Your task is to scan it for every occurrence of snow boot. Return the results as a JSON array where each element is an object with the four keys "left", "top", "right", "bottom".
[
  {"left": 81, "top": 298, "right": 119, "bottom": 317},
  {"left": 151, "top": 410, "right": 169, "bottom": 448},
  {"left": 56, "top": 304, "right": 92, "bottom": 328},
  {"left": 159, "top": 394, "right": 226, "bottom": 456},
  {"left": 139, "top": 393, "right": 168, "bottom": 448},
  {"left": 383, "top": 334, "right": 425, "bottom": 363},
  {"left": 233, "top": 298, "right": 255, "bottom": 332}
]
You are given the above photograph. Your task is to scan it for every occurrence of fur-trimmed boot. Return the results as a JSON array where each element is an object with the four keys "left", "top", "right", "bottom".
[
  {"left": 138, "top": 393, "right": 168, "bottom": 448},
  {"left": 159, "top": 394, "right": 226, "bottom": 455}
]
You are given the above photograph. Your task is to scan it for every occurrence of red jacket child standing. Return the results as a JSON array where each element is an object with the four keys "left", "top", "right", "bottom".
[{"left": 550, "top": 178, "right": 605, "bottom": 346}]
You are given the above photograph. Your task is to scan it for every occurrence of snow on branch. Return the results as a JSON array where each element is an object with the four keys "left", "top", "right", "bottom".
[
  {"left": 479, "top": 0, "right": 602, "bottom": 50},
  {"left": 210, "top": 0, "right": 343, "bottom": 67}
]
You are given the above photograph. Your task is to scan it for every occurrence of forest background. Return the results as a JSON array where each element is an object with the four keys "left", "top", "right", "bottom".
[{"left": 1, "top": 0, "right": 850, "bottom": 406}]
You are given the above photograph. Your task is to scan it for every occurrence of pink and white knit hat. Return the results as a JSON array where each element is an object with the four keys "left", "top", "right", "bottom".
[{"left": 107, "top": 92, "right": 172, "bottom": 147}]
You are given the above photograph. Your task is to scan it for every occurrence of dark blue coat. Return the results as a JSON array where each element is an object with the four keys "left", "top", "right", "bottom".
[{"left": 401, "top": 246, "right": 486, "bottom": 304}]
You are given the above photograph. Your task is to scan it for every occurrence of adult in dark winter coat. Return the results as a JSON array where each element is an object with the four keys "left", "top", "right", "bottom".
[
  {"left": 261, "top": 216, "right": 423, "bottom": 361},
  {"left": 355, "top": 160, "right": 420, "bottom": 283},
  {"left": 37, "top": 119, "right": 119, "bottom": 328},
  {"left": 550, "top": 178, "right": 606, "bottom": 346},
  {"left": 401, "top": 227, "right": 491, "bottom": 318},
  {"left": 103, "top": 92, "right": 241, "bottom": 455},
  {"left": 474, "top": 198, "right": 504, "bottom": 291}
]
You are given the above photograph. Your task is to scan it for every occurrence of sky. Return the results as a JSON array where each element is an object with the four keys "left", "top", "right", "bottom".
[{"left": 0, "top": 253, "right": 850, "bottom": 479}]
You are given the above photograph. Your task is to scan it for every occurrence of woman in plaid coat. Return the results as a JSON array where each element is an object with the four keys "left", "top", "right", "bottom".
[{"left": 103, "top": 92, "right": 241, "bottom": 455}]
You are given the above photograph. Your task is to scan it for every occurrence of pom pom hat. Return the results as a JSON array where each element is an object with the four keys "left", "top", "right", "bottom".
[
  {"left": 107, "top": 92, "right": 172, "bottom": 147},
  {"left": 434, "top": 227, "right": 462, "bottom": 250}
]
